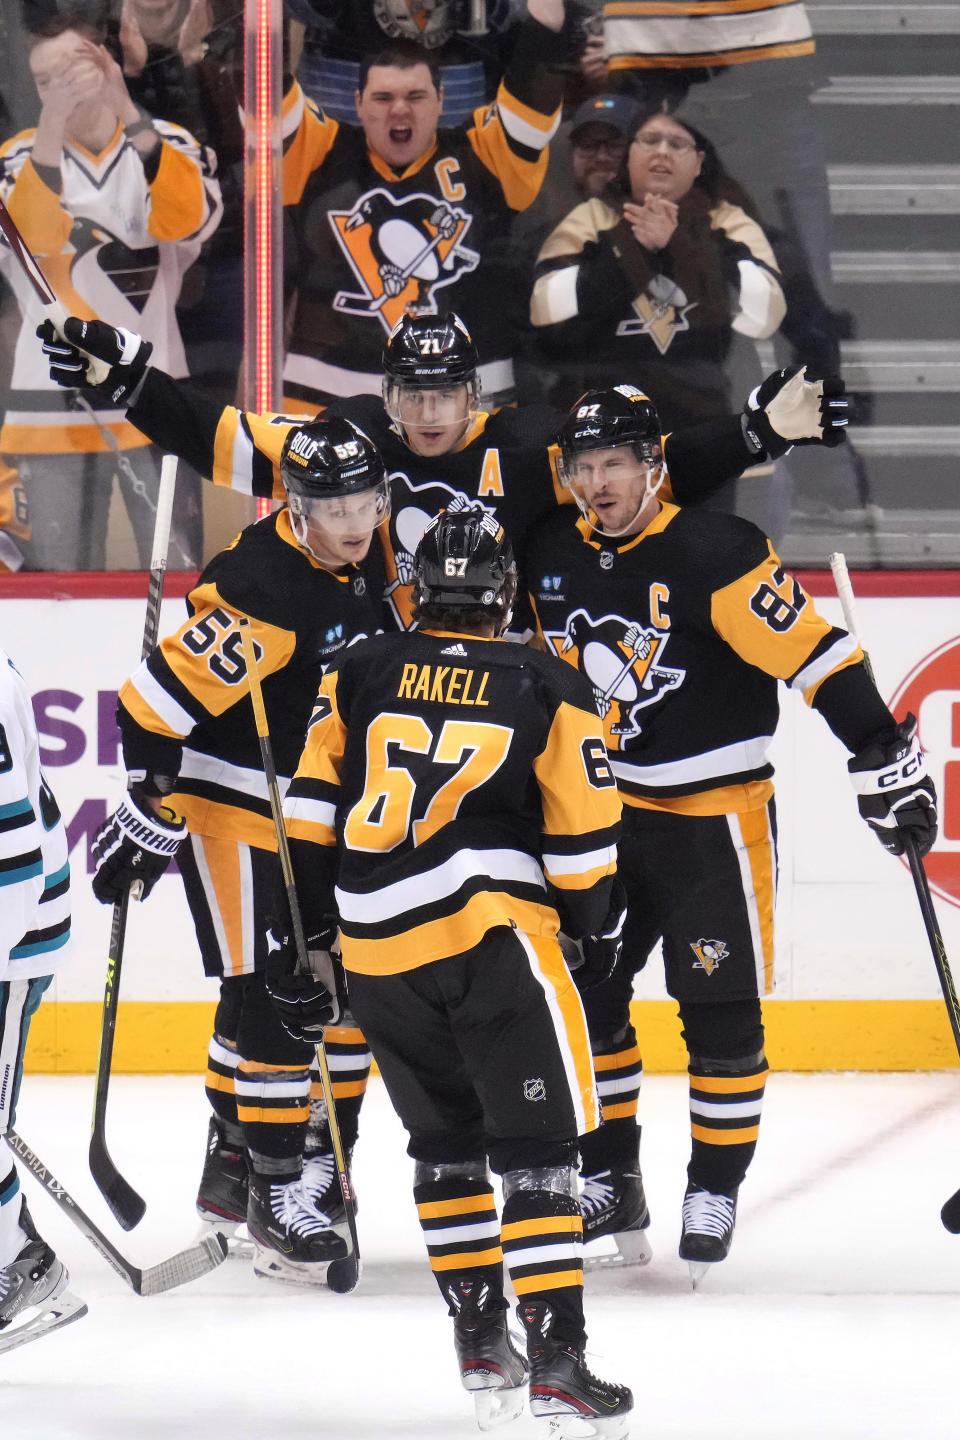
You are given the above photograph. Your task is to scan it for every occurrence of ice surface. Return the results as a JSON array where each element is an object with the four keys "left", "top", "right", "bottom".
[{"left": 3, "top": 1070, "right": 959, "bottom": 1440}]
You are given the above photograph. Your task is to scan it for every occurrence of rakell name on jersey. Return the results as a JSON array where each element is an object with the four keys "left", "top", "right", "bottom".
[{"left": 396, "top": 664, "right": 491, "bottom": 707}]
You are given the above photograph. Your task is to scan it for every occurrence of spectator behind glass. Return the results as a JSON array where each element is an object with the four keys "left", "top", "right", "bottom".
[
  {"left": 111, "top": 0, "right": 245, "bottom": 406},
  {"left": 0, "top": 12, "right": 222, "bottom": 571},
  {"left": 596, "top": 0, "right": 834, "bottom": 307},
  {"left": 283, "top": 0, "right": 522, "bottom": 127},
  {"left": 281, "top": 0, "right": 567, "bottom": 415},
  {"left": 529, "top": 106, "right": 786, "bottom": 431}
]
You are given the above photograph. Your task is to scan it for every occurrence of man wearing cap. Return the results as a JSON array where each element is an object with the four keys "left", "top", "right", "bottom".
[{"left": 567, "top": 94, "right": 637, "bottom": 201}]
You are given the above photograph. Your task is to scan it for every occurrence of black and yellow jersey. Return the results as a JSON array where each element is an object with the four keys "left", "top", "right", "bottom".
[
  {"left": 117, "top": 508, "right": 384, "bottom": 849},
  {"left": 280, "top": 15, "right": 566, "bottom": 406},
  {"left": 126, "top": 367, "right": 765, "bottom": 632},
  {"left": 525, "top": 501, "right": 894, "bottom": 816},
  {"left": 283, "top": 629, "right": 622, "bottom": 976},
  {"left": 602, "top": 0, "right": 815, "bottom": 72}
]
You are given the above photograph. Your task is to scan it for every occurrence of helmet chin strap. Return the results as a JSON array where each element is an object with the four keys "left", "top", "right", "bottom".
[{"left": 580, "top": 460, "right": 667, "bottom": 539}]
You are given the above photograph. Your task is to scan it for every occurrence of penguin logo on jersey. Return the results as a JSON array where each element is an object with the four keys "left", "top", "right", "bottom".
[
  {"left": 330, "top": 189, "right": 479, "bottom": 333},
  {"left": 545, "top": 609, "right": 685, "bottom": 745},
  {"left": 385, "top": 477, "right": 495, "bottom": 628},
  {"left": 615, "top": 273, "right": 697, "bottom": 356},
  {"left": 690, "top": 938, "right": 729, "bottom": 975}
]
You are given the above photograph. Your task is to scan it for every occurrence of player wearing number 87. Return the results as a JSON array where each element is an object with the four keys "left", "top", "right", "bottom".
[
  {"left": 277, "top": 510, "right": 633, "bottom": 1435},
  {"left": 94, "top": 417, "right": 387, "bottom": 1286},
  {"left": 523, "top": 386, "right": 938, "bottom": 1285}
]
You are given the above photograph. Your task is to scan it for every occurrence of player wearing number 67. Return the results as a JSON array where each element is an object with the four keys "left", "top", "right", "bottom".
[
  {"left": 523, "top": 385, "right": 938, "bottom": 1286},
  {"left": 91, "top": 416, "right": 388, "bottom": 1287},
  {"left": 274, "top": 510, "right": 633, "bottom": 1434}
]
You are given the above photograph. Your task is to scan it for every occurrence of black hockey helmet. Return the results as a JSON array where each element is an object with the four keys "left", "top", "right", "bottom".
[
  {"left": 412, "top": 509, "right": 517, "bottom": 626},
  {"left": 383, "top": 312, "right": 479, "bottom": 388},
  {"left": 279, "top": 415, "right": 387, "bottom": 499},
  {"left": 383, "top": 313, "right": 481, "bottom": 443},
  {"left": 558, "top": 385, "right": 662, "bottom": 476},
  {"left": 279, "top": 417, "right": 390, "bottom": 558}
]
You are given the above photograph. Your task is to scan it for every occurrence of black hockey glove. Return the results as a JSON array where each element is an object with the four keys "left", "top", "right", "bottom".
[
  {"left": 265, "top": 922, "right": 347, "bottom": 1043},
  {"left": 91, "top": 788, "right": 186, "bottom": 904},
  {"left": 848, "top": 713, "right": 938, "bottom": 859},
  {"left": 37, "top": 316, "right": 153, "bottom": 408},
  {"left": 742, "top": 365, "right": 848, "bottom": 460},
  {"left": 561, "top": 879, "right": 628, "bottom": 992}
]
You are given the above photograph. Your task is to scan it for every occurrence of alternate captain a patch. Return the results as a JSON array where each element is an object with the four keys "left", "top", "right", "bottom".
[{"left": 690, "top": 938, "right": 729, "bottom": 976}]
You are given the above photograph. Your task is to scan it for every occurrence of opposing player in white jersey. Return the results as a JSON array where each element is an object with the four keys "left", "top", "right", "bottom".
[{"left": 0, "top": 646, "right": 83, "bottom": 1352}]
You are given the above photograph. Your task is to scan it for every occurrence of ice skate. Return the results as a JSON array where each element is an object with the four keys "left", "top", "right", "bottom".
[
  {"left": 447, "top": 1276, "right": 528, "bottom": 1431},
  {"left": 679, "top": 1182, "right": 738, "bottom": 1288},
  {"left": 519, "top": 1300, "right": 632, "bottom": 1439},
  {"left": 248, "top": 1173, "right": 348, "bottom": 1286},
  {"left": 0, "top": 1202, "right": 87, "bottom": 1355},
  {"left": 195, "top": 1118, "right": 252, "bottom": 1256},
  {"left": 580, "top": 1168, "right": 651, "bottom": 1270}
]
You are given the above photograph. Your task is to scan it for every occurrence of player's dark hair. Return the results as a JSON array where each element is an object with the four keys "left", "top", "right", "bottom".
[
  {"left": 413, "top": 602, "right": 495, "bottom": 634},
  {"left": 358, "top": 42, "right": 441, "bottom": 95}
]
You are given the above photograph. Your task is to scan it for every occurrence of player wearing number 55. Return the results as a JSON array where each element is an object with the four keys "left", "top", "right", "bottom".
[{"left": 89, "top": 417, "right": 388, "bottom": 1287}]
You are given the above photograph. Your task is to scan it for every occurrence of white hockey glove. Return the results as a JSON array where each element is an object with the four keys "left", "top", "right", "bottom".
[
  {"left": 848, "top": 713, "right": 938, "bottom": 859},
  {"left": 91, "top": 789, "right": 186, "bottom": 904},
  {"left": 560, "top": 879, "right": 627, "bottom": 992},
  {"left": 38, "top": 316, "right": 153, "bottom": 408},
  {"left": 265, "top": 922, "right": 347, "bottom": 1042},
  {"left": 742, "top": 365, "right": 848, "bottom": 460}
]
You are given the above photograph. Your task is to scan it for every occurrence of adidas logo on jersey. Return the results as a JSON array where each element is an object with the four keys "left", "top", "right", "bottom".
[{"left": 440, "top": 643, "right": 468, "bottom": 656}]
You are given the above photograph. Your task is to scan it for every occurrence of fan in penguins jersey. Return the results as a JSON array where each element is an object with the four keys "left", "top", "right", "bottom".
[
  {"left": 88, "top": 417, "right": 388, "bottom": 1285},
  {"left": 38, "top": 309, "right": 849, "bottom": 636},
  {"left": 523, "top": 385, "right": 937, "bottom": 1283}
]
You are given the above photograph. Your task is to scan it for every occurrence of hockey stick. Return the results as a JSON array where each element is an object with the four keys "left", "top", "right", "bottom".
[
  {"left": 237, "top": 619, "right": 361, "bottom": 1293},
  {"left": 89, "top": 453, "right": 178, "bottom": 1230},
  {"left": 830, "top": 552, "right": 960, "bottom": 1230},
  {"left": 0, "top": 194, "right": 110, "bottom": 385},
  {"left": 6, "top": 1127, "right": 227, "bottom": 1294}
]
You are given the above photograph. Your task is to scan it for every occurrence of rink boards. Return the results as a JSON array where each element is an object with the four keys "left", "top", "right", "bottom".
[{"left": 2, "top": 569, "right": 958, "bottom": 1073}]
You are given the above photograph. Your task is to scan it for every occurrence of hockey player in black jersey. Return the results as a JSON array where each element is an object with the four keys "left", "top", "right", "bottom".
[
  {"left": 267, "top": 511, "right": 633, "bottom": 1436},
  {"left": 38, "top": 308, "right": 849, "bottom": 636},
  {"left": 89, "top": 417, "right": 388, "bottom": 1284},
  {"left": 524, "top": 386, "right": 937, "bottom": 1283}
]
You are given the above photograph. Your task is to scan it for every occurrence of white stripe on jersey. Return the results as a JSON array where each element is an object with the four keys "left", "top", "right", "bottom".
[
  {"left": 129, "top": 663, "right": 198, "bottom": 738},
  {"left": 284, "top": 793, "right": 338, "bottom": 832},
  {"left": 497, "top": 93, "right": 560, "bottom": 153},
  {"left": 611, "top": 734, "right": 772, "bottom": 789},
  {"left": 178, "top": 750, "right": 292, "bottom": 803},
  {"left": 604, "top": 4, "right": 813, "bottom": 62},
  {"left": 791, "top": 633, "right": 860, "bottom": 699},
  {"left": 334, "top": 847, "right": 546, "bottom": 925},
  {"left": 542, "top": 843, "right": 617, "bottom": 878}
]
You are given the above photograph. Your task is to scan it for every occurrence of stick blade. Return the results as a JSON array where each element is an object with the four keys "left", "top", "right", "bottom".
[
  {"left": 941, "top": 1186, "right": 960, "bottom": 1234},
  {"left": 89, "top": 1138, "right": 147, "bottom": 1230},
  {"left": 137, "top": 1231, "right": 229, "bottom": 1296}
]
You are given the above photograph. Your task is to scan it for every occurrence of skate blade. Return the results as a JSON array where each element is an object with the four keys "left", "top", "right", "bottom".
[
  {"left": 583, "top": 1227, "right": 652, "bottom": 1271},
  {"left": 536, "top": 1408, "right": 631, "bottom": 1439},
  {"left": 197, "top": 1217, "right": 254, "bottom": 1260},
  {"left": 0, "top": 1289, "right": 88, "bottom": 1355},
  {"left": 252, "top": 1245, "right": 344, "bottom": 1288},
  {"left": 472, "top": 1384, "right": 527, "bottom": 1431},
  {"left": 687, "top": 1259, "right": 714, "bottom": 1289}
]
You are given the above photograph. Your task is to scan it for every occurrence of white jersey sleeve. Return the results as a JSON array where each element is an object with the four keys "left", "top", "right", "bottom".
[{"left": 0, "top": 650, "right": 72, "bottom": 981}]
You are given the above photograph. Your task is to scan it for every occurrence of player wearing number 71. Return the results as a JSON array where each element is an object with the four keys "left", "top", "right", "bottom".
[{"left": 522, "top": 385, "right": 939, "bottom": 1285}]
